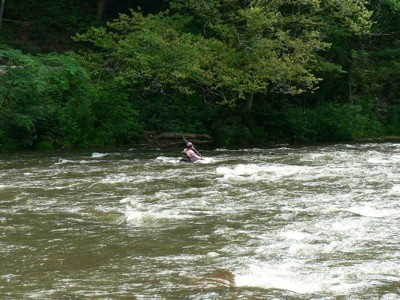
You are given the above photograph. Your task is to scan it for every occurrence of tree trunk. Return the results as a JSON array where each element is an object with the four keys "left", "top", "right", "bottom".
[
  {"left": 157, "top": 0, "right": 168, "bottom": 11},
  {"left": 97, "top": 0, "right": 107, "bottom": 20},
  {"left": 0, "top": 0, "right": 5, "bottom": 30},
  {"left": 238, "top": 93, "right": 254, "bottom": 113},
  {"left": 211, "top": 93, "right": 255, "bottom": 129}
]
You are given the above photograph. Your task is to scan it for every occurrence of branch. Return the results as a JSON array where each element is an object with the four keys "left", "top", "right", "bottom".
[
  {"left": 0, "top": 0, "right": 5, "bottom": 30},
  {"left": 3, "top": 18, "right": 40, "bottom": 24}
]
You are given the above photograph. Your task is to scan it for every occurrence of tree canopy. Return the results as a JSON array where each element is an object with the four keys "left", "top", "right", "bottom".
[
  {"left": 75, "top": 0, "right": 373, "bottom": 109},
  {"left": 1, "top": 0, "right": 400, "bottom": 150}
]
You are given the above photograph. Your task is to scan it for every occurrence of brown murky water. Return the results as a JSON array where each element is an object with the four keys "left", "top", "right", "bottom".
[{"left": 1, "top": 144, "right": 399, "bottom": 299}]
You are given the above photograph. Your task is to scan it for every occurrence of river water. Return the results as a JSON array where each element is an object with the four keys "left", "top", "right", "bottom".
[{"left": 0, "top": 143, "right": 399, "bottom": 299}]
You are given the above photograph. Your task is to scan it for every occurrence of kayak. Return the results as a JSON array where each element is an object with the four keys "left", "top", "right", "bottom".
[
  {"left": 180, "top": 158, "right": 195, "bottom": 163},
  {"left": 179, "top": 157, "right": 202, "bottom": 163}
]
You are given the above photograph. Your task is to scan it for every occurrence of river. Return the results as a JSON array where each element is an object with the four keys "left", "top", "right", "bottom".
[{"left": 0, "top": 143, "right": 399, "bottom": 299}]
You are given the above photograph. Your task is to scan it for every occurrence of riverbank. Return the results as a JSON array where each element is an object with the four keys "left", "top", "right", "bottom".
[{"left": 137, "top": 131, "right": 213, "bottom": 148}]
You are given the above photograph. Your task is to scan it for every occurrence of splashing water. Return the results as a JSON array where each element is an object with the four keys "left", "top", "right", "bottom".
[{"left": 0, "top": 144, "right": 399, "bottom": 299}]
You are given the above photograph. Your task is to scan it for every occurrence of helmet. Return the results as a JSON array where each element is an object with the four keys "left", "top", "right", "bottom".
[{"left": 186, "top": 142, "right": 193, "bottom": 148}]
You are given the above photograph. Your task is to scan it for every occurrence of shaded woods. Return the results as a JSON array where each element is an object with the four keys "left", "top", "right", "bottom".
[{"left": 0, "top": 0, "right": 399, "bottom": 151}]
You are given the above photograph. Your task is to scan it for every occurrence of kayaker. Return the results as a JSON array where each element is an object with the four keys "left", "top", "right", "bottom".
[{"left": 181, "top": 142, "right": 203, "bottom": 162}]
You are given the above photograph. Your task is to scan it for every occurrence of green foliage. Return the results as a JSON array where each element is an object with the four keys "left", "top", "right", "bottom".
[
  {"left": 70, "top": 0, "right": 378, "bottom": 148},
  {"left": 130, "top": 92, "right": 216, "bottom": 134},
  {"left": 284, "top": 106, "right": 319, "bottom": 142},
  {"left": 2, "top": 0, "right": 400, "bottom": 150},
  {"left": 57, "top": 92, "right": 96, "bottom": 148},
  {"left": 386, "top": 105, "right": 400, "bottom": 135},
  {"left": 213, "top": 125, "right": 234, "bottom": 146},
  {"left": 356, "top": 0, "right": 400, "bottom": 98},
  {"left": 214, "top": 95, "right": 387, "bottom": 146},
  {"left": 0, "top": 46, "right": 90, "bottom": 149},
  {"left": 0, "top": 0, "right": 99, "bottom": 53},
  {"left": 345, "top": 0, "right": 400, "bottom": 132},
  {"left": 0, "top": 45, "right": 143, "bottom": 150},
  {"left": 90, "top": 89, "right": 143, "bottom": 146},
  {"left": 213, "top": 125, "right": 248, "bottom": 146},
  {"left": 284, "top": 103, "right": 385, "bottom": 142},
  {"left": 321, "top": 0, "right": 373, "bottom": 35},
  {"left": 74, "top": 0, "right": 372, "bottom": 109}
]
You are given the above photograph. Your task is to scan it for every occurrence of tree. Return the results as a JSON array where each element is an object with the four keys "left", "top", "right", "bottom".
[
  {"left": 97, "top": 0, "right": 107, "bottom": 20},
  {"left": 0, "top": 0, "right": 5, "bottom": 30},
  {"left": 348, "top": 0, "right": 400, "bottom": 134},
  {"left": 0, "top": 45, "right": 143, "bottom": 150},
  {"left": 0, "top": 0, "right": 101, "bottom": 53},
  {"left": 0, "top": 46, "right": 92, "bottom": 148},
  {"left": 73, "top": 0, "right": 373, "bottom": 136},
  {"left": 170, "top": 0, "right": 373, "bottom": 106}
]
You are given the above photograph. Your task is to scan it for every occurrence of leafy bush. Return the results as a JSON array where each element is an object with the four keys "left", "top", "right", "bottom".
[
  {"left": 0, "top": 46, "right": 143, "bottom": 150},
  {"left": 0, "top": 46, "right": 93, "bottom": 149},
  {"left": 284, "top": 103, "right": 385, "bottom": 142},
  {"left": 284, "top": 106, "right": 319, "bottom": 142},
  {"left": 386, "top": 104, "right": 400, "bottom": 135},
  {"left": 131, "top": 93, "right": 215, "bottom": 134},
  {"left": 90, "top": 90, "right": 143, "bottom": 146}
]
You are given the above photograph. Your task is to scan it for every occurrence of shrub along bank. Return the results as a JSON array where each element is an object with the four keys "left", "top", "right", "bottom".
[{"left": 0, "top": 0, "right": 400, "bottom": 151}]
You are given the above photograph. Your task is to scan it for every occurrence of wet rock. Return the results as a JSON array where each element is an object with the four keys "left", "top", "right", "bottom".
[{"left": 191, "top": 269, "right": 235, "bottom": 288}]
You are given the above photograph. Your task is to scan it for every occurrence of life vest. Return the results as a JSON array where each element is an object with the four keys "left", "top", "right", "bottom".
[{"left": 181, "top": 148, "right": 197, "bottom": 162}]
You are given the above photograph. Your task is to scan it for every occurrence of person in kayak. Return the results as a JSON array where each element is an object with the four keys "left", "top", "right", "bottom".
[{"left": 181, "top": 142, "right": 203, "bottom": 162}]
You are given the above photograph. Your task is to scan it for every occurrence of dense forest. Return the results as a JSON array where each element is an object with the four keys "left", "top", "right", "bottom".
[{"left": 0, "top": 0, "right": 399, "bottom": 151}]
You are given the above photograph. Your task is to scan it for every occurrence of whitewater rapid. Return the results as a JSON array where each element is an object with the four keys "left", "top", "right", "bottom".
[{"left": 0, "top": 143, "right": 399, "bottom": 299}]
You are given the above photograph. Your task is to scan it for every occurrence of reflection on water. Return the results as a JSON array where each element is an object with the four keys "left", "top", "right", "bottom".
[{"left": 0, "top": 144, "right": 399, "bottom": 299}]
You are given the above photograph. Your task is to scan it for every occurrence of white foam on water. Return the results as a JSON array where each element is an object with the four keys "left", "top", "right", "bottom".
[
  {"left": 55, "top": 159, "right": 74, "bottom": 165},
  {"left": 231, "top": 189, "right": 400, "bottom": 296},
  {"left": 389, "top": 184, "right": 400, "bottom": 193},
  {"left": 207, "top": 252, "right": 219, "bottom": 257},
  {"left": 390, "top": 154, "right": 400, "bottom": 163},
  {"left": 299, "top": 152, "right": 345, "bottom": 165},
  {"left": 124, "top": 208, "right": 191, "bottom": 225},
  {"left": 101, "top": 174, "right": 138, "bottom": 184},
  {"left": 381, "top": 293, "right": 400, "bottom": 300},
  {"left": 120, "top": 195, "right": 138, "bottom": 204},
  {"left": 216, "top": 164, "right": 262, "bottom": 176},
  {"left": 216, "top": 163, "right": 312, "bottom": 183},
  {"left": 315, "top": 218, "right": 369, "bottom": 242},
  {"left": 234, "top": 264, "right": 323, "bottom": 294},
  {"left": 55, "top": 158, "right": 94, "bottom": 165},
  {"left": 155, "top": 156, "right": 216, "bottom": 164},
  {"left": 216, "top": 164, "right": 261, "bottom": 183},
  {"left": 233, "top": 255, "right": 399, "bottom": 296},
  {"left": 91, "top": 152, "right": 108, "bottom": 158},
  {"left": 279, "top": 230, "right": 311, "bottom": 241},
  {"left": 345, "top": 206, "right": 399, "bottom": 218},
  {"left": 120, "top": 196, "right": 192, "bottom": 226},
  {"left": 367, "top": 157, "right": 388, "bottom": 164},
  {"left": 155, "top": 156, "right": 180, "bottom": 164},
  {"left": 214, "top": 148, "right": 241, "bottom": 152},
  {"left": 195, "top": 157, "right": 216, "bottom": 163},
  {"left": 154, "top": 191, "right": 172, "bottom": 201}
]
